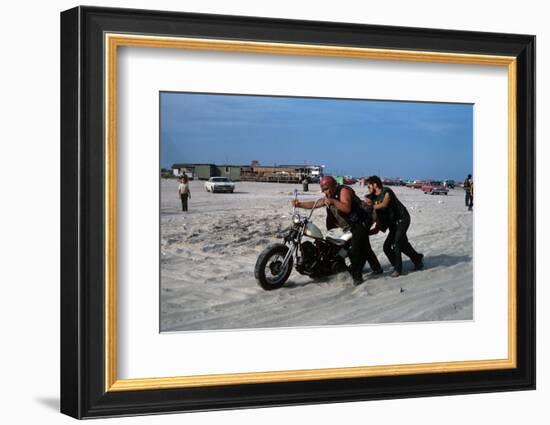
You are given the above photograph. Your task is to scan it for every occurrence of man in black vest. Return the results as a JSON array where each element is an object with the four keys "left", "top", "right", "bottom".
[
  {"left": 293, "top": 176, "right": 382, "bottom": 286},
  {"left": 366, "top": 175, "right": 424, "bottom": 277}
]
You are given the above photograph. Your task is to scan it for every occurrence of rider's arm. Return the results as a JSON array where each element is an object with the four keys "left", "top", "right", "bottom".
[
  {"left": 293, "top": 199, "right": 325, "bottom": 209},
  {"left": 373, "top": 192, "right": 391, "bottom": 210}
]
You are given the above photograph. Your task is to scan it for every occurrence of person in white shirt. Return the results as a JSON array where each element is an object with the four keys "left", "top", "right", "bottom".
[{"left": 178, "top": 175, "right": 191, "bottom": 211}]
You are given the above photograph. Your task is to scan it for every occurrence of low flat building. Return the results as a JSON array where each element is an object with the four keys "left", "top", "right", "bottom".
[
  {"left": 171, "top": 163, "right": 196, "bottom": 179},
  {"left": 243, "top": 163, "right": 324, "bottom": 182},
  {"left": 172, "top": 163, "right": 248, "bottom": 180},
  {"left": 215, "top": 165, "right": 249, "bottom": 181},
  {"left": 171, "top": 162, "right": 323, "bottom": 182}
]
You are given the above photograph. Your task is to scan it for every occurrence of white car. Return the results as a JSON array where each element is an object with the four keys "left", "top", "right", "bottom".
[{"left": 204, "top": 177, "right": 235, "bottom": 193}]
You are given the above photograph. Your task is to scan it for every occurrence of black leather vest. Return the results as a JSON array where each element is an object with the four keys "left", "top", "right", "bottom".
[{"left": 326, "top": 185, "right": 368, "bottom": 230}]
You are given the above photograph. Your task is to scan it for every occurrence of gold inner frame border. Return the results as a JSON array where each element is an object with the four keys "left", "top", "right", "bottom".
[{"left": 104, "top": 33, "right": 517, "bottom": 392}]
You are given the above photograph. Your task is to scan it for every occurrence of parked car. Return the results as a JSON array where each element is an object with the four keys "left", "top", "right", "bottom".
[
  {"left": 443, "top": 179, "right": 455, "bottom": 189},
  {"left": 421, "top": 181, "right": 448, "bottom": 195},
  {"left": 205, "top": 177, "right": 235, "bottom": 193},
  {"left": 382, "top": 177, "right": 401, "bottom": 186},
  {"left": 410, "top": 180, "right": 427, "bottom": 189}
]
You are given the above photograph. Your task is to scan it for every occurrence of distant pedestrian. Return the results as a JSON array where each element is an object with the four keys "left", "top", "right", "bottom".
[
  {"left": 464, "top": 174, "right": 473, "bottom": 211},
  {"left": 302, "top": 175, "right": 309, "bottom": 192},
  {"left": 469, "top": 181, "right": 474, "bottom": 211},
  {"left": 178, "top": 175, "right": 191, "bottom": 211}
]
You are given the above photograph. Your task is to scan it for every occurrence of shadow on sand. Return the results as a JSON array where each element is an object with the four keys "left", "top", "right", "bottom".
[
  {"left": 215, "top": 191, "right": 250, "bottom": 194},
  {"left": 419, "top": 254, "right": 471, "bottom": 270}
]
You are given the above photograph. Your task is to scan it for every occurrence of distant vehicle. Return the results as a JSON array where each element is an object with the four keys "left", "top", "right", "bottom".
[
  {"left": 408, "top": 180, "right": 427, "bottom": 189},
  {"left": 443, "top": 179, "right": 455, "bottom": 189},
  {"left": 343, "top": 177, "right": 357, "bottom": 185},
  {"left": 205, "top": 177, "right": 235, "bottom": 193},
  {"left": 382, "top": 177, "right": 401, "bottom": 186},
  {"left": 422, "top": 181, "right": 449, "bottom": 195}
]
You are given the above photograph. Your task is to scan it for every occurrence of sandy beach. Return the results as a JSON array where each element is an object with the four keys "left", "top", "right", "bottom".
[{"left": 160, "top": 179, "right": 473, "bottom": 332}]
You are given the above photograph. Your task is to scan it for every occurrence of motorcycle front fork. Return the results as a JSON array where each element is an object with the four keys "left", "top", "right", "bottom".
[{"left": 281, "top": 243, "right": 297, "bottom": 270}]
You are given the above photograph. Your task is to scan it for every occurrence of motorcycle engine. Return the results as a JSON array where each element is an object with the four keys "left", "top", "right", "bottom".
[{"left": 295, "top": 241, "right": 318, "bottom": 275}]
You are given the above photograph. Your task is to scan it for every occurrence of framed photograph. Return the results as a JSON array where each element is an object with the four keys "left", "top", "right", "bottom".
[{"left": 60, "top": 6, "right": 535, "bottom": 419}]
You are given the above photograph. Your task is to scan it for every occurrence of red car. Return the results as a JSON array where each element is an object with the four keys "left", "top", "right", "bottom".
[
  {"left": 410, "top": 180, "right": 427, "bottom": 189},
  {"left": 421, "top": 180, "right": 449, "bottom": 195}
]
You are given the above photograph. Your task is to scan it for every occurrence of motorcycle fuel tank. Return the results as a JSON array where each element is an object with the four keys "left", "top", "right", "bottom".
[{"left": 304, "top": 222, "right": 324, "bottom": 239}]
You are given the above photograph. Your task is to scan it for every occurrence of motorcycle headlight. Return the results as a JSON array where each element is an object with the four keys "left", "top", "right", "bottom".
[{"left": 292, "top": 214, "right": 301, "bottom": 225}]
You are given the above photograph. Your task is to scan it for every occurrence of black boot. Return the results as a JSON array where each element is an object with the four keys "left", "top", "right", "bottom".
[
  {"left": 352, "top": 273, "right": 364, "bottom": 286},
  {"left": 367, "top": 269, "right": 384, "bottom": 277},
  {"left": 413, "top": 253, "right": 424, "bottom": 271}
]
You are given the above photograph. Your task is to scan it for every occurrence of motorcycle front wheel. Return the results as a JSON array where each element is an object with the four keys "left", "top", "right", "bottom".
[{"left": 254, "top": 244, "right": 294, "bottom": 290}]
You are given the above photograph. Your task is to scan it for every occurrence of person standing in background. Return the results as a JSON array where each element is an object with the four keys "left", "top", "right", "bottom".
[
  {"left": 469, "top": 180, "right": 474, "bottom": 212},
  {"left": 464, "top": 174, "right": 473, "bottom": 211},
  {"left": 178, "top": 175, "right": 191, "bottom": 212}
]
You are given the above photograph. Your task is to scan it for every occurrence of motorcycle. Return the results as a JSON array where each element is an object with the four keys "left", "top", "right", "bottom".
[{"left": 254, "top": 189, "right": 353, "bottom": 290}]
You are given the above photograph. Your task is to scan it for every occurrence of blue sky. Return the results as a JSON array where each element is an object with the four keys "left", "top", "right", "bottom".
[{"left": 160, "top": 92, "right": 472, "bottom": 180}]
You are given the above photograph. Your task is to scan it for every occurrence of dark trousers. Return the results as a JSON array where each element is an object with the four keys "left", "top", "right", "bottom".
[
  {"left": 180, "top": 194, "right": 189, "bottom": 211},
  {"left": 383, "top": 216, "right": 422, "bottom": 274},
  {"left": 465, "top": 191, "right": 473, "bottom": 209},
  {"left": 349, "top": 223, "right": 382, "bottom": 279}
]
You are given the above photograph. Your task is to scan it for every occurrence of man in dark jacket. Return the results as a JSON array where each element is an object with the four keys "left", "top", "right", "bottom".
[
  {"left": 464, "top": 174, "right": 474, "bottom": 211},
  {"left": 293, "top": 176, "right": 382, "bottom": 285},
  {"left": 366, "top": 175, "right": 424, "bottom": 277}
]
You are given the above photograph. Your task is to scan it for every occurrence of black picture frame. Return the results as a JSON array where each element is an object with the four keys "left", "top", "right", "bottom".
[{"left": 61, "top": 6, "right": 535, "bottom": 419}]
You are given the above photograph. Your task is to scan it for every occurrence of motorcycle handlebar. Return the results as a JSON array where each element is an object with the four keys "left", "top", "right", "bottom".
[
  {"left": 308, "top": 198, "right": 322, "bottom": 220},
  {"left": 292, "top": 188, "right": 323, "bottom": 220}
]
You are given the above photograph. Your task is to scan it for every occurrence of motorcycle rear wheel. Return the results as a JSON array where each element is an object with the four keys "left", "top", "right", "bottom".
[{"left": 255, "top": 244, "right": 293, "bottom": 290}]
